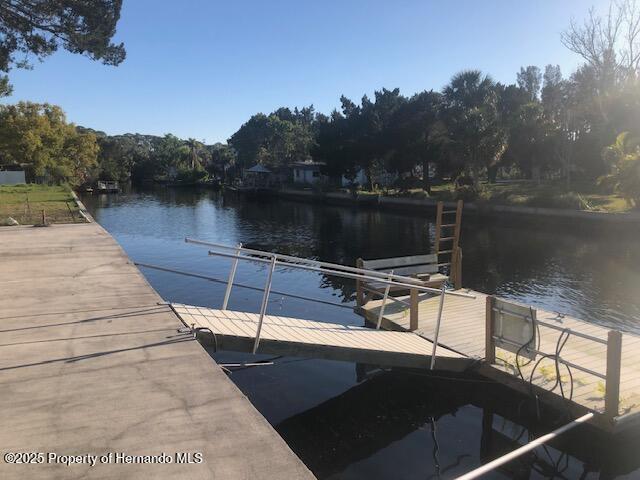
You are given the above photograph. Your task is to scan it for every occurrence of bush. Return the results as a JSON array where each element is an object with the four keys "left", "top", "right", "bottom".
[
  {"left": 454, "top": 184, "right": 481, "bottom": 201},
  {"left": 525, "top": 192, "right": 583, "bottom": 210}
]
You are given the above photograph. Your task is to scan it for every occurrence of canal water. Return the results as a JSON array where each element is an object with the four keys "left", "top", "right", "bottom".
[{"left": 82, "top": 187, "right": 640, "bottom": 480}]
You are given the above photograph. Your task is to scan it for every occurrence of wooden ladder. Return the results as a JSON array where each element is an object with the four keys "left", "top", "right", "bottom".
[{"left": 434, "top": 200, "right": 463, "bottom": 289}]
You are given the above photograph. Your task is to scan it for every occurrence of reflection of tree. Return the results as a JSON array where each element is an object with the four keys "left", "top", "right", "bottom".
[
  {"left": 275, "top": 371, "right": 472, "bottom": 478},
  {"left": 276, "top": 370, "right": 639, "bottom": 479},
  {"left": 231, "top": 199, "right": 435, "bottom": 302}
]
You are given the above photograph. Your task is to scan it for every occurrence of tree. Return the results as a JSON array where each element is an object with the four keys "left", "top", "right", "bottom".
[
  {"left": 386, "top": 90, "right": 445, "bottom": 192},
  {"left": 228, "top": 106, "right": 316, "bottom": 172},
  {"left": 442, "top": 70, "right": 508, "bottom": 182},
  {"left": 0, "top": 1, "right": 125, "bottom": 89},
  {"left": 517, "top": 66, "right": 542, "bottom": 101},
  {"left": 0, "top": 102, "right": 98, "bottom": 185},
  {"left": 561, "top": 0, "right": 640, "bottom": 88},
  {"left": 601, "top": 131, "right": 640, "bottom": 206},
  {"left": 207, "top": 143, "right": 236, "bottom": 180}
]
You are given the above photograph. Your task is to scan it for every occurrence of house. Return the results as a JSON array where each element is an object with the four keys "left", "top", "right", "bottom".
[
  {"left": 341, "top": 168, "right": 397, "bottom": 188},
  {"left": 292, "top": 160, "right": 326, "bottom": 184},
  {"left": 243, "top": 164, "right": 277, "bottom": 188},
  {"left": 0, "top": 169, "right": 26, "bottom": 185}
]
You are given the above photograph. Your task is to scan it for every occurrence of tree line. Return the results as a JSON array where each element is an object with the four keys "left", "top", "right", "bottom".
[
  {"left": 223, "top": 0, "right": 640, "bottom": 205},
  {"left": 1, "top": 1, "right": 639, "bottom": 205}
]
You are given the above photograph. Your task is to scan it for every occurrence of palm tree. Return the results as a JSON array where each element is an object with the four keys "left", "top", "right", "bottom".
[
  {"left": 186, "top": 138, "right": 202, "bottom": 170},
  {"left": 442, "top": 70, "right": 507, "bottom": 182}
]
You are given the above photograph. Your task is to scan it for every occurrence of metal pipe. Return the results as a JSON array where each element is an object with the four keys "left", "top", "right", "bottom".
[
  {"left": 135, "top": 262, "right": 353, "bottom": 310},
  {"left": 222, "top": 242, "right": 242, "bottom": 310},
  {"left": 455, "top": 412, "right": 594, "bottom": 480},
  {"left": 253, "top": 256, "right": 277, "bottom": 354},
  {"left": 188, "top": 237, "right": 431, "bottom": 286},
  {"left": 206, "top": 249, "right": 476, "bottom": 299},
  {"left": 492, "top": 336, "right": 607, "bottom": 379},
  {"left": 362, "top": 285, "right": 411, "bottom": 308},
  {"left": 430, "top": 283, "right": 447, "bottom": 370}
]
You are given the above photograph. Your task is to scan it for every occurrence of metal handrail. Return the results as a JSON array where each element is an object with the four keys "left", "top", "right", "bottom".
[
  {"left": 203, "top": 244, "right": 462, "bottom": 366},
  {"left": 205, "top": 248, "right": 475, "bottom": 299},
  {"left": 187, "top": 237, "right": 434, "bottom": 287},
  {"left": 493, "top": 336, "right": 606, "bottom": 379},
  {"left": 134, "top": 262, "right": 354, "bottom": 310},
  {"left": 491, "top": 306, "right": 607, "bottom": 345}
]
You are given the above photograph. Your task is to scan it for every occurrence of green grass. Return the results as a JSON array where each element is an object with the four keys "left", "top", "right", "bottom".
[
  {"left": 0, "top": 184, "right": 84, "bottom": 225},
  {"left": 385, "top": 180, "right": 634, "bottom": 213}
]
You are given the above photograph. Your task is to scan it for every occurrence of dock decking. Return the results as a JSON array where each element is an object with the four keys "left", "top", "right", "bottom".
[
  {"left": 360, "top": 289, "right": 640, "bottom": 430},
  {"left": 0, "top": 224, "right": 313, "bottom": 480},
  {"left": 170, "top": 304, "right": 471, "bottom": 371}
]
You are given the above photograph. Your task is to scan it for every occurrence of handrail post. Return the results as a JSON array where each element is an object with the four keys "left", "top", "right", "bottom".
[
  {"left": 222, "top": 242, "right": 242, "bottom": 310},
  {"left": 376, "top": 270, "right": 393, "bottom": 329},
  {"left": 409, "top": 288, "right": 419, "bottom": 331},
  {"left": 429, "top": 282, "right": 446, "bottom": 370},
  {"left": 356, "top": 258, "right": 365, "bottom": 307},
  {"left": 252, "top": 255, "right": 277, "bottom": 354},
  {"left": 604, "top": 329, "right": 623, "bottom": 420},
  {"left": 485, "top": 295, "right": 496, "bottom": 364}
]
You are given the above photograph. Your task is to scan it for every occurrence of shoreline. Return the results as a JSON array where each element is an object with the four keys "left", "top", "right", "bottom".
[{"left": 271, "top": 188, "right": 640, "bottom": 224}]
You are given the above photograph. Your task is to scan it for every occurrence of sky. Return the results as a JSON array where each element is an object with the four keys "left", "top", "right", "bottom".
[{"left": 2, "top": 0, "right": 610, "bottom": 144}]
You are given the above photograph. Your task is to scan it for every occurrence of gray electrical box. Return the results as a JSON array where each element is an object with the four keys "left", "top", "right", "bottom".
[{"left": 493, "top": 299, "right": 537, "bottom": 360}]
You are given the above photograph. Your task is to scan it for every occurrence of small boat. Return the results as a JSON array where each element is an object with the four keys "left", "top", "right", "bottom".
[{"left": 96, "top": 181, "right": 120, "bottom": 193}]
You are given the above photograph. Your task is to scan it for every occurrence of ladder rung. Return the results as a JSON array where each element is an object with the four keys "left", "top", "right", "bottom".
[
  {"left": 438, "top": 249, "right": 453, "bottom": 254},
  {"left": 443, "top": 210, "right": 458, "bottom": 214},
  {"left": 441, "top": 223, "right": 456, "bottom": 228},
  {"left": 439, "top": 237, "right": 454, "bottom": 241}
]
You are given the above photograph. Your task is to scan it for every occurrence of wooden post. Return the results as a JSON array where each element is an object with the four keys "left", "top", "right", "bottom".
[
  {"left": 409, "top": 288, "right": 419, "bottom": 331},
  {"left": 434, "top": 202, "right": 443, "bottom": 254},
  {"left": 453, "top": 200, "right": 463, "bottom": 250},
  {"left": 604, "top": 330, "right": 623, "bottom": 420},
  {"left": 485, "top": 295, "right": 496, "bottom": 364},
  {"left": 356, "top": 258, "right": 364, "bottom": 307},
  {"left": 41, "top": 209, "right": 47, "bottom": 225},
  {"left": 452, "top": 246, "right": 463, "bottom": 290}
]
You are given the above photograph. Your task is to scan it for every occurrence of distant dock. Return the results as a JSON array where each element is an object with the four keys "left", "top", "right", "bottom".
[{"left": 0, "top": 223, "right": 313, "bottom": 479}]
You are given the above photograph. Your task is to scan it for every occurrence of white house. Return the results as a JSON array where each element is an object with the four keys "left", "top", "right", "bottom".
[
  {"left": 0, "top": 170, "right": 26, "bottom": 185},
  {"left": 341, "top": 168, "right": 397, "bottom": 188},
  {"left": 292, "top": 160, "right": 326, "bottom": 184}
]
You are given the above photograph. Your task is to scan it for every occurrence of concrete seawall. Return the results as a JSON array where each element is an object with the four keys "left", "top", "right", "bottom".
[
  {"left": 0, "top": 223, "right": 314, "bottom": 479},
  {"left": 274, "top": 188, "right": 640, "bottom": 225}
]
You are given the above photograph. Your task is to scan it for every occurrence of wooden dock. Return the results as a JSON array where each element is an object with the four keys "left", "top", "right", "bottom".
[
  {"left": 170, "top": 304, "right": 472, "bottom": 371},
  {"left": 360, "top": 289, "right": 640, "bottom": 431}
]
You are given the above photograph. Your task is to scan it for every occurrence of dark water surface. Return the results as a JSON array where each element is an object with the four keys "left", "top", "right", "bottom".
[{"left": 82, "top": 187, "right": 640, "bottom": 480}]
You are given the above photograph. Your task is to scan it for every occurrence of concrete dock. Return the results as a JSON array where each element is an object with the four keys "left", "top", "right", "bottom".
[{"left": 0, "top": 223, "right": 314, "bottom": 479}]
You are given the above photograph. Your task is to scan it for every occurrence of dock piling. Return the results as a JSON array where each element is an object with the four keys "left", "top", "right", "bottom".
[{"left": 605, "top": 330, "right": 623, "bottom": 420}]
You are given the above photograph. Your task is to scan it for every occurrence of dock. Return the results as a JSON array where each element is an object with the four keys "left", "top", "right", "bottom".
[
  {"left": 0, "top": 223, "right": 313, "bottom": 479},
  {"left": 360, "top": 289, "right": 640, "bottom": 431},
  {"left": 171, "top": 304, "right": 471, "bottom": 371}
]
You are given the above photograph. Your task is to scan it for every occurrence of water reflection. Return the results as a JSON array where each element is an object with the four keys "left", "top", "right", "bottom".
[{"left": 82, "top": 186, "right": 640, "bottom": 479}]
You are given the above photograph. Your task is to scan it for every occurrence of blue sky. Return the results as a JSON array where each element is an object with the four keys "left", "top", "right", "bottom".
[{"left": 3, "top": 0, "right": 608, "bottom": 143}]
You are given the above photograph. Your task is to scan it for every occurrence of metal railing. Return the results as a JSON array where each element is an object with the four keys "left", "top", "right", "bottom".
[
  {"left": 486, "top": 297, "right": 624, "bottom": 419},
  {"left": 140, "top": 238, "right": 476, "bottom": 367}
]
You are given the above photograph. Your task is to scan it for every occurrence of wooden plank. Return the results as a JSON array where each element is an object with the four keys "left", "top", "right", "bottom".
[
  {"left": 362, "top": 254, "right": 438, "bottom": 270},
  {"left": 171, "top": 304, "right": 472, "bottom": 371},
  {"left": 359, "top": 289, "right": 640, "bottom": 427}
]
